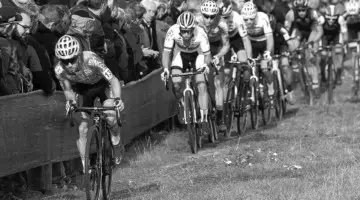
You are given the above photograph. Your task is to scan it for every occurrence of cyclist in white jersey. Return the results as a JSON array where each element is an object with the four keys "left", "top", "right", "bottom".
[
  {"left": 161, "top": 11, "right": 212, "bottom": 123},
  {"left": 239, "top": 2, "right": 275, "bottom": 105},
  {"left": 197, "top": 0, "right": 231, "bottom": 132}
]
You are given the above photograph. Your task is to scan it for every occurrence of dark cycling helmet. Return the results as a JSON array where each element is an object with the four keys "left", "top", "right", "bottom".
[
  {"left": 268, "top": 14, "right": 277, "bottom": 31},
  {"left": 293, "top": 0, "right": 309, "bottom": 9}
]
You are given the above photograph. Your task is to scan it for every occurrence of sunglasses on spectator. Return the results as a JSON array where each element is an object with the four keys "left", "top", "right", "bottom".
[
  {"left": 203, "top": 14, "right": 216, "bottom": 19},
  {"left": 61, "top": 57, "right": 78, "bottom": 65},
  {"left": 180, "top": 28, "right": 194, "bottom": 35}
]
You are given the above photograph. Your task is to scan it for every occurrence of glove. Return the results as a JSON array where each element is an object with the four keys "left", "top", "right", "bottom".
[
  {"left": 161, "top": 68, "right": 170, "bottom": 82},
  {"left": 114, "top": 97, "right": 124, "bottom": 111},
  {"left": 212, "top": 56, "right": 220, "bottom": 66},
  {"left": 230, "top": 52, "right": 237, "bottom": 62},
  {"left": 66, "top": 100, "right": 77, "bottom": 115},
  {"left": 200, "top": 64, "right": 210, "bottom": 74},
  {"left": 263, "top": 51, "right": 272, "bottom": 60}
]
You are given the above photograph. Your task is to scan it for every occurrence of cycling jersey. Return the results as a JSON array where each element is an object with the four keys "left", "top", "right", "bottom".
[
  {"left": 223, "top": 11, "right": 243, "bottom": 38},
  {"left": 54, "top": 51, "right": 114, "bottom": 85},
  {"left": 238, "top": 12, "right": 273, "bottom": 42},
  {"left": 318, "top": 15, "right": 347, "bottom": 36},
  {"left": 163, "top": 24, "right": 210, "bottom": 54},
  {"left": 197, "top": 16, "right": 229, "bottom": 43},
  {"left": 285, "top": 8, "right": 320, "bottom": 32}
]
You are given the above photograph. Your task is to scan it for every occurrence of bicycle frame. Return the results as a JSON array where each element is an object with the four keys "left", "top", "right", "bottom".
[{"left": 272, "top": 52, "right": 289, "bottom": 100}]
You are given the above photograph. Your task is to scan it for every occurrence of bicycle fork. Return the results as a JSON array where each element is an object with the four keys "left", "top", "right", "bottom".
[
  {"left": 249, "top": 65, "right": 259, "bottom": 105},
  {"left": 183, "top": 78, "right": 197, "bottom": 124},
  {"left": 272, "top": 59, "right": 285, "bottom": 100}
]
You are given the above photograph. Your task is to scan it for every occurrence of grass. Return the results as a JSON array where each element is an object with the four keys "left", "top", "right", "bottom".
[{"left": 38, "top": 77, "right": 360, "bottom": 200}]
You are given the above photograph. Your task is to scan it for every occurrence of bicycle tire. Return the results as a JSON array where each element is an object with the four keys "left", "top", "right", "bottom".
[
  {"left": 224, "top": 84, "right": 235, "bottom": 137},
  {"left": 250, "top": 79, "right": 259, "bottom": 129},
  {"left": 236, "top": 81, "right": 248, "bottom": 135},
  {"left": 280, "top": 70, "right": 287, "bottom": 114},
  {"left": 184, "top": 90, "right": 198, "bottom": 154},
  {"left": 102, "top": 126, "right": 113, "bottom": 200},
  {"left": 273, "top": 71, "right": 283, "bottom": 120},
  {"left": 301, "top": 64, "right": 314, "bottom": 106},
  {"left": 207, "top": 95, "right": 216, "bottom": 143},
  {"left": 84, "top": 126, "right": 102, "bottom": 200},
  {"left": 327, "top": 61, "right": 335, "bottom": 104}
]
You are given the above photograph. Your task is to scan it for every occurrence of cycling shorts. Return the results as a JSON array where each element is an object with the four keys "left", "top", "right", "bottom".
[
  {"left": 229, "top": 33, "right": 245, "bottom": 53},
  {"left": 274, "top": 36, "right": 288, "bottom": 55},
  {"left": 72, "top": 79, "right": 110, "bottom": 109},
  {"left": 251, "top": 40, "right": 267, "bottom": 58},
  {"left": 321, "top": 34, "right": 340, "bottom": 46},
  {"left": 170, "top": 46, "right": 205, "bottom": 71}
]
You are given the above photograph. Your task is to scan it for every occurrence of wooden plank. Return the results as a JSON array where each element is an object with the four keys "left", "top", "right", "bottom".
[{"left": 0, "top": 69, "right": 177, "bottom": 177}]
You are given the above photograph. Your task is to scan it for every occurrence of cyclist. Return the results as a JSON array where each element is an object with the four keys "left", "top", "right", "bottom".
[
  {"left": 285, "top": 0, "right": 324, "bottom": 95},
  {"left": 238, "top": 2, "right": 275, "bottom": 106},
  {"left": 343, "top": 0, "right": 360, "bottom": 99},
  {"left": 269, "top": 14, "right": 298, "bottom": 104},
  {"left": 318, "top": 4, "right": 348, "bottom": 86},
  {"left": 197, "top": 0, "right": 230, "bottom": 132},
  {"left": 161, "top": 11, "right": 211, "bottom": 124},
  {"left": 54, "top": 35, "right": 125, "bottom": 171}
]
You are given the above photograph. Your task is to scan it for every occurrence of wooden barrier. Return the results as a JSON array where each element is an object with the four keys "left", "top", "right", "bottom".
[{"left": 0, "top": 69, "right": 177, "bottom": 178}]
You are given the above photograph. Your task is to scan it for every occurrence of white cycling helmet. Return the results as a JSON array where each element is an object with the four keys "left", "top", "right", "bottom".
[
  {"left": 293, "top": 0, "right": 309, "bottom": 9},
  {"left": 345, "top": 0, "right": 359, "bottom": 15},
  {"left": 200, "top": 0, "right": 219, "bottom": 16},
  {"left": 177, "top": 11, "right": 196, "bottom": 29},
  {"left": 241, "top": 2, "right": 257, "bottom": 19},
  {"left": 55, "top": 35, "right": 80, "bottom": 60},
  {"left": 221, "top": 3, "right": 233, "bottom": 17}
]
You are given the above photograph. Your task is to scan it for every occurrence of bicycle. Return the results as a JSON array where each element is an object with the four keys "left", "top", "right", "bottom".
[
  {"left": 164, "top": 67, "right": 217, "bottom": 153},
  {"left": 67, "top": 104, "right": 122, "bottom": 200},
  {"left": 272, "top": 51, "right": 291, "bottom": 119},
  {"left": 317, "top": 45, "right": 337, "bottom": 104},
  {"left": 224, "top": 60, "right": 257, "bottom": 136},
  {"left": 290, "top": 44, "right": 314, "bottom": 106}
]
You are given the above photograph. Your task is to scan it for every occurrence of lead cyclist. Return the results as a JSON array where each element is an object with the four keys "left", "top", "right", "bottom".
[{"left": 161, "top": 11, "right": 212, "bottom": 123}]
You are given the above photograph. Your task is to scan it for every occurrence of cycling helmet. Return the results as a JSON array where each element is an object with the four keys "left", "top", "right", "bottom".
[
  {"left": 221, "top": 3, "right": 233, "bottom": 17},
  {"left": 345, "top": 0, "right": 359, "bottom": 15},
  {"left": 293, "top": 0, "right": 309, "bottom": 9},
  {"left": 268, "top": 14, "right": 276, "bottom": 30},
  {"left": 241, "top": 2, "right": 257, "bottom": 19},
  {"left": 177, "top": 11, "right": 196, "bottom": 29},
  {"left": 200, "top": 0, "right": 219, "bottom": 16},
  {"left": 55, "top": 35, "right": 80, "bottom": 60},
  {"left": 325, "top": 4, "right": 343, "bottom": 17}
]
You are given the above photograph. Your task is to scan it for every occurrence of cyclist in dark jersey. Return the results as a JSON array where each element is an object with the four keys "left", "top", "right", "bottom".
[{"left": 54, "top": 35, "right": 125, "bottom": 171}]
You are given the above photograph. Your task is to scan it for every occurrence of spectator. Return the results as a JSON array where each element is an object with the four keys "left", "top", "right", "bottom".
[
  {"left": 170, "top": 0, "right": 186, "bottom": 23},
  {"left": 139, "top": 0, "right": 169, "bottom": 74}
]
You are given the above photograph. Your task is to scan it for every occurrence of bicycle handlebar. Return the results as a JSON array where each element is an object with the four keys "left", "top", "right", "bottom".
[{"left": 67, "top": 105, "right": 122, "bottom": 127}]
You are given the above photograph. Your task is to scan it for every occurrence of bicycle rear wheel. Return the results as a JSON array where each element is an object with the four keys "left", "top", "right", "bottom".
[
  {"left": 102, "top": 127, "right": 113, "bottom": 200},
  {"left": 84, "top": 126, "right": 102, "bottom": 200},
  {"left": 184, "top": 90, "right": 198, "bottom": 154},
  {"left": 207, "top": 95, "right": 217, "bottom": 143},
  {"left": 224, "top": 83, "right": 236, "bottom": 137}
]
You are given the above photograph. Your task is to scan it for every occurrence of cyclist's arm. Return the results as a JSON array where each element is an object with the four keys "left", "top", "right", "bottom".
[
  {"left": 162, "top": 27, "right": 176, "bottom": 70},
  {"left": 199, "top": 29, "right": 212, "bottom": 65},
  {"left": 310, "top": 10, "right": 324, "bottom": 42},
  {"left": 215, "top": 21, "right": 230, "bottom": 58},
  {"left": 284, "top": 10, "right": 294, "bottom": 31},
  {"left": 238, "top": 20, "right": 253, "bottom": 58},
  {"left": 54, "top": 65, "right": 76, "bottom": 102},
  {"left": 339, "top": 15, "right": 348, "bottom": 43},
  {"left": 263, "top": 15, "right": 274, "bottom": 53}
]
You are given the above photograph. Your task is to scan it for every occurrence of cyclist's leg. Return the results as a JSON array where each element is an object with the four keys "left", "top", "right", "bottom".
[
  {"left": 279, "top": 44, "right": 296, "bottom": 104},
  {"left": 195, "top": 52, "right": 209, "bottom": 122},
  {"left": 319, "top": 35, "right": 328, "bottom": 86},
  {"left": 307, "top": 30, "right": 321, "bottom": 93},
  {"left": 333, "top": 34, "right": 344, "bottom": 85},
  {"left": 170, "top": 48, "right": 185, "bottom": 122},
  {"left": 254, "top": 40, "right": 274, "bottom": 97}
]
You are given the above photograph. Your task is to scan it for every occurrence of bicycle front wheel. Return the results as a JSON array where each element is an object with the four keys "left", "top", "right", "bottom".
[
  {"left": 184, "top": 90, "right": 198, "bottom": 154},
  {"left": 224, "top": 83, "right": 236, "bottom": 137},
  {"left": 236, "top": 81, "right": 248, "bottom": 136},
  {"left": 102, "top": 128, "right": 114, "bottom": 200},
  {"left": 273, "top": 71, "right": 283, "bottom": 120},
  {"left": 250, "top": 79, "right": 259, "bottom": 130},
  {"left": 84, "top": 126, "right": 102, "bottom": 200},
  {"left": 327, "top": 61, "right": 335, "bottom": 104}
]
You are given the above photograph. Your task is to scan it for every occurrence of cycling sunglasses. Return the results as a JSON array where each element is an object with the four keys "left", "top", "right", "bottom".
[
  {"left": 296, "top": 7, "right": 308, "bottom": 12},
  {"left": 243, "top": 17, "right": 256, "bottom": 21},
  {"left": 180, "top": 28, "right": 194, "bottom": 35},
  {"left": 203, "top": 14, "right": 216, "bottom": 19},
  {"left": 61, "top": 57, "right": 78, "bottom": 65}
]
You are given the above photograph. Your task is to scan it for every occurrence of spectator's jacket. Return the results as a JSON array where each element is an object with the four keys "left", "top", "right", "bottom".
[{"left": 139, "top": 19, "right": 170, "bottom": 53}]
